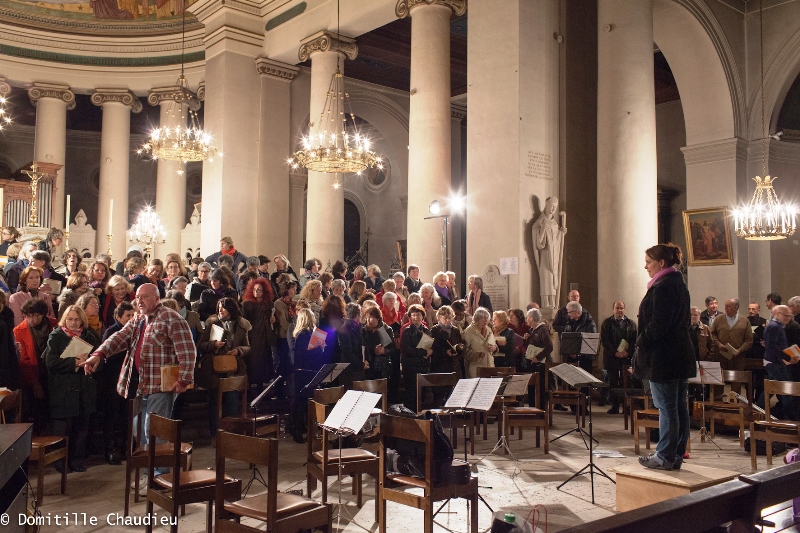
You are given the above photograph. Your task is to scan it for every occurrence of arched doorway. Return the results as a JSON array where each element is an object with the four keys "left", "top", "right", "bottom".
[{"left": 344, "top": 199, "right": 361, "bottom": 261}]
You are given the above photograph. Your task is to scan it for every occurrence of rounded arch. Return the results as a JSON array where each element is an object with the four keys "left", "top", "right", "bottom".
[
  {"left": 654, "top": 0, "right": 740, "bottom": 145},
  {"left": 343, "top": 189, "right": 367, "bottom": 247},
  {"left": 752, "top": 19, "right": 800, "bottom": 138}
]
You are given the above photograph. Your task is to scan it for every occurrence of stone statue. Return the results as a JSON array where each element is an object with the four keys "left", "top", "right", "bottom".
[{"left": 531, "top": 196, "right": 567, "bottom": 309}]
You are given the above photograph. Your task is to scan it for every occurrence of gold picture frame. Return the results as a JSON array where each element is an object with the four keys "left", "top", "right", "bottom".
[{"left": 682, "top": 207, "right": 734, "bottom": 266}]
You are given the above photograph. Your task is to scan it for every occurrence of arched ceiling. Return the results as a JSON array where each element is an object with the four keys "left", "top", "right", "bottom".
[{"left": 0, "top": 0, "right": 201, "bottom": 36}]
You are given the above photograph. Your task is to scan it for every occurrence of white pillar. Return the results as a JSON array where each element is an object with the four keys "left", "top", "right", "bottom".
[
  {"left": 597, "top": 0, "right": 658, "bottom": 314},
  {"left": 91, "top": 89, "right": 142, "bottom": 262},
  {"left": 289, "top": 172, "right": 307, "bottom": 268},
  {"left": 256, "top": 58, "right": 299, "bottom": 259},
  {"left": 398, "top": 0, "right": 463, "bottom": 281},
  {"left": 148, "top": 87, "right": 190, "bottom": 258},
  {"left": 28, "top": 83, "right": 74, "bottom": 231},
  {"left": 298, "top": 31, "right": 357, "bottom": 267}
]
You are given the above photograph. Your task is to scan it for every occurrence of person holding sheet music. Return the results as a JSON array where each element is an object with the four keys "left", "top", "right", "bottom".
[
  {"left": 9, "top": 266, "right": 56, "bottom": 327},
  {"left": 492, "top": 311, "right": 515, "bottom": 368},
  {"left": 525, "top": 307, "right": 552, "bottom": 409},
  {"left": 337, "top": 302, "right": 366, "bottom": 389},
  {"left": 761, "top": 305, "right": 799, "bottom": 420},
  {"left": 362, "top": 305, "right": 400, "bottom": 402},
  {"left": 291, "top": 308, "right": 332, "bottom": 442},
  {"left": 44, "top": 305, "right": 101, "bottom": 472},
  {"left": 600, "top": 301, "right": 638, "bottom": 414},
  {"left": 400, "top": 304, "right": 433, "bottom": 410},
  {"left": 635, "top": 243, "right": 695, "bottom": 471},
  {"left": 463, "top": 307, "right": 497, "bottom": 378},
  {"left": 708, "top": 298, "right": 753, "bottom": 371},
  {"left": 562, "top": 301, "right": 597, "bottom": 375},
  {"left": 430, "top": 305, "right": 465, "bottom": 377}
]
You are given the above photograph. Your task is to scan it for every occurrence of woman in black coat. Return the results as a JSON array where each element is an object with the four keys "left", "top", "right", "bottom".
[
  {"left": 337, "top": 303, "right": 366, "bottom": 389},
  {"left": 635, "top": 243, "right": 695, "bottom": 471}
]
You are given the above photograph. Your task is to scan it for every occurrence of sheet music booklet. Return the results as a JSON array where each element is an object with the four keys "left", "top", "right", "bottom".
[
  {"left": 416, "top": 333, "right": 434, "bottom": 350},
  {"left": 525, "top": 344, "right": 544, "bottom": 361},
  {"left": 444, "top": 377, "right": 503, "bottom": 411},
  {"left": 549, "top": 363, "right": 603, "bottom": 387},
  {"left": 321, "top": 389, "right": 382, "bottom": 434},
  {"left": 688, "top": 361, "right": 723, "bottom": 384}
]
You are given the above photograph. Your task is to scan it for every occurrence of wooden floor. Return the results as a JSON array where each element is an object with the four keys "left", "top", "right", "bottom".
[{"left": 27, "top": 405, "right": 798, "bottom": 533}]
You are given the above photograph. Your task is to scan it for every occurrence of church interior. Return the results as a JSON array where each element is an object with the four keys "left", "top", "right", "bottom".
[{"left": 1, "top": 0, "right": 800, "bottom": 531}]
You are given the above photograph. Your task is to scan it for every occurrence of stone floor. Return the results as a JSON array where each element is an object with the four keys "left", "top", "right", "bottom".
[{"left": 28, "top": 407, "right": 786, "bottom": 533}]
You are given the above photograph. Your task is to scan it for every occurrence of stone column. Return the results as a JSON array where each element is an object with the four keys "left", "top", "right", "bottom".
[
  {"left": 256, "top": 58, "right": 299, "bottom": 259},
  {"left": 288, "top": 172, "right": 307, "bottom": 268},
  {"left": 298, "top": 31, "right": 357, "bottom": 267},
  {"left": 450, "top": 102, "right": 466, "bottom": 290},
  {"left": 398, "top": 0, "right": 464, "bottom": 280},
  {"left": 148, "top": 86, "right": 192, "bottom": 258},
  {"left": 91, "top": 89, "right": 142, "bottom": 261},
  {"left": 597, "top": 0, "right": 658, "bottom": 314},
  {"left": 28, "top": 83, "right": 75, "bottom": 231}
]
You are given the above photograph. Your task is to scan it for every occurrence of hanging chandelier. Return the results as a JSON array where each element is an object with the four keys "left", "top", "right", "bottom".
[
  {"left": 732, "top": 0, "right": 796, "bottom": 240},
  {"left": 287, "top": 0, "right": 382, "bottom": 184},
  {"left": 128, "top": 205, "right": 167, "bottom": 260},
  {"left": 137, "top": 11, "right": 217, "bottom": 164}
]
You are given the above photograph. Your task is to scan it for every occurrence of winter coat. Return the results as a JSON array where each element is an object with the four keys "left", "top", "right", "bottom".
[
  {"left": 14, "top": 317, "right": 57, "bottom": 388},
  {"left": 196, "top": 287, "right": 238, "bottom": 322},
  {"left": 463, "top": 323, "right": 495, "bottom": 378},
  {"left": 44, "top": 327, "right": 100, "bottom": 419}
]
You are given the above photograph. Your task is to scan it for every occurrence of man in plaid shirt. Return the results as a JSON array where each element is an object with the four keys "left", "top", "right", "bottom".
[{"left": 84, "top": 283, "right": 196, "bottom": 452}]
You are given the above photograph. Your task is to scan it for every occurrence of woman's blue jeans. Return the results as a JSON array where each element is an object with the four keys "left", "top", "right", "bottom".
[{"left": 649, "top": 379, "right": 690, "bottom": 464}]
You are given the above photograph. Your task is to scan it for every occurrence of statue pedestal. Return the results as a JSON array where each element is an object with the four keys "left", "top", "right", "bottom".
[
  {"left": 18, "top": 226, "right": 49, "bottom": 242},
  {"left": 541, "top": 305, "right": 557, "bottom": 322}
]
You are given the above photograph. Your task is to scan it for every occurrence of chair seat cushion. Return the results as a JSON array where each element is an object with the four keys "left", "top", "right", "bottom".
[
  {"left": 132, "top": 442, "right": 193, "bottom": 457},
  {"left": 752, "top": 420, "right": 800, "bottom": 433},
  {"left": 224, "top": 492, "right": 322, "bottom": 521},
  {"left": 551, "top": 391, "right": 581, "bottom": 398},
  {"left": 636, "top": 409, "right": 660, "bottom": 418},
  {"left": 312, "top": 448, "right": 376, "bottom": 463},
  {"left": 507, "top": 407, "right": 545, "bottom": 418},
  {"left": 154, "top": 469, "right": 232, "bottom": 490},
  {"left": 386, "top": 473, "right": 427, "bottom": 489}
]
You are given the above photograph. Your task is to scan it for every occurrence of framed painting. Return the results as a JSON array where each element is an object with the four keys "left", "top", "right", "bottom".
[{"left": 682, "top": 207, "right": 734, "bottom": 266}]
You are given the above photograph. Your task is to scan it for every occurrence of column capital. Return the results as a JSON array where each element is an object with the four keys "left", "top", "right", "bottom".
[
  {"left": 196, "top": 82, "right": 205, "bottom": 102},
  {"left": 28, "top": 82, "right": 76, "bottom": 110},
  {"left": 451, "top": 103, "right": 466, "bottom": 120},
  {"left": 90, "top": 89, "right": 143, "bottom": 113},
  {"left": 0, "top": 77, "right": 10, "bottom": 97},
  {"left": 298, "top": 30, "right": 357, "bottom": 62},
  {"left": 256, "top": 58, "right": 300, "bottom": 81},
  {"left": 681, "top": 137, "right": 748, "bottom": 166},
  {"left": 147, "top": 86, "right": 201, "bottom": 111},
  {"left": 396, "top": 0, "right": 467, "bottom": 19}
]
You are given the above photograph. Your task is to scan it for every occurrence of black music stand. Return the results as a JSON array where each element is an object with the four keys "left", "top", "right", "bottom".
[
  {"left": 299, "top": 363, "right": 350, "bottom": 395},
  {"left": 550, "top": 336, "right": 600, "bottom": 450},
  {"left": 556, "top": 379, "right": 614, "bottom": 504},
  {"left": 243, "top": 375, "right": 282, "bottom": 495}
]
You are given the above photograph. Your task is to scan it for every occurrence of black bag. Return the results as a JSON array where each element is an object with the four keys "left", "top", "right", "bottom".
[
  {"left": 631, "top": 346, "right": 652, "bottom": 381},
  {"left": 744, "top": 437, "right": 786, "bottom": 456}
]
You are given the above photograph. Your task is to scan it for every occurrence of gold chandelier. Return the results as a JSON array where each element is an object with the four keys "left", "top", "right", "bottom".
[
  {"left": 732, "top": 0, "right": 796, "bottom": 240},
  {"left": 128, "top": 205, "right": 167, "bottom": 259},
  {"left": 137, "top": 10, "right": 217, "bottom": 164},
  {"left": 287, "top": 0, "right": 382, "bottom": 184}
]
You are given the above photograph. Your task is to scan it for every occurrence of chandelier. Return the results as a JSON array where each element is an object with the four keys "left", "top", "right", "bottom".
[
  {"left": 128, "top": 205, "right": 167, "bottom": 259},
  {"left": 287, "top": 0, "right": 382, "bottom": 186},
  {"left": 0, "top": 93, "right": 11, "bottom": 131},
  {"left": 136, "top": 11, "right": 217, "bottom": 164},
  {"left": 732, "top": 0, "right": 796, "bottom": 240}
]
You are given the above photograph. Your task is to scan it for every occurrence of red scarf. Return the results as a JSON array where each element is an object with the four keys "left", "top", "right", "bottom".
[
  {"left": 221, "top": 247, "right": 237, "bottom": 257},
  {"left": 64, "top": 327, "right": 83, "bottom": 338}
]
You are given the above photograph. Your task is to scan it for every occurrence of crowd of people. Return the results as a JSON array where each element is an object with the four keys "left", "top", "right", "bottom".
[{"left": 0, "top": 226, "right": 798, "bottom": 477}]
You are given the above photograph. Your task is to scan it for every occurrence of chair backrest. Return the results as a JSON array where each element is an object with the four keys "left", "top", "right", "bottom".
[
  {"left": 379, "top": 414, "right": 433, "bottom": 493},
  {"left": 127, "top": 396, "right": 144, "bottom": 457},
  {"left": 416, "top": 373, "right": 458, "bottom": 413},
  {"left": 219, "top": 375, "right": 248, "bottom": 418},
  {"left": 216, "top": 430, "right": 278, "bottom": 526},
  {"left": 527, "top": 372, "right": 541, "bottom": 408},
  {"left": 307, "top": 399, "right": 332, "bottom": 460},
  {"left": 0, "top": 389, "right": 22, "bottom": 423},
  {"left": 352, "top": 378, "right": 388, "bottom": 412},
  {"left": 477, "top": 366, "right": 515, "bottom": 378},
  {"left": 313, "top": 385, "right": 345, "bottom": 405},
  {"left": 147, "top": 414, "right": 182, "bottom": 495},
  {"left": 720, "top": 370, "right": 753, "bottom": 405}
]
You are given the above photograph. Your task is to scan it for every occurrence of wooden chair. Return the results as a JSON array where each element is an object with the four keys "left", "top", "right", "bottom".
[
  {"left": 621, "top": 364, "right": 649, "bottom": 433},
  {"left": 633, "top": 400, "right": 692, "bottom": 455},
  {"left": 702, "top": 370, "right": 753, "bottom": 448},
  {"left": 306, "top": 400, "right": 379, "bottom": 522},
  {"left": 750, "top": 379, "right": 800, "bottom": 468},
  {"left": 2, "top": 390, "right": 69, "bottom": 505},
  {"left": 125, "top": 396, "right": 193, "bottom": 516},
  {"left": 352, "top": 378, "right": 389, "bottom": 412},
  {"left": 416, "top": 372, "right": 475, "bottom": 455},
  {"left": 546, "top": 362, "right": 586, "bottom": 429},
  {"left": 476, "top": 366, "right": 517, "bottom": 439},
  {"left": 502, "top": 373, "right": 549, "bottom": 454},
  {"left": 313, "top": 385, "right": 345, "bottom": 406},
  {"left": 144, "top": 415, "right": 240, "bottom": 533},
  {"left": 215, "top": 430, "right": 331, "bottom": 533},
  {"left": 378, "top": 413, "right": 478, "bottom": 533},
  {"left": 217, "top": 376, "right": 280, "bottom": 438}
]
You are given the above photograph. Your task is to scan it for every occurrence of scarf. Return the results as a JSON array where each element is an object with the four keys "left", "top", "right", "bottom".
[
  {"left": 28, "top": 288, "right": 39, "bottom": 297},
  {"left": 282, "top": 297, "right": 297, "bottom": 320},
  {"left": 179, "top": 307, "right": 187, "bottom": 319},
  {"left": 87, "top": 315, "right": 103, "bottom": 337},
  {"left": 30, "top": 319, "right": 52, "bottom": 357},
  {"left": 214, "top": 287, "right": 225, "bottom": 298},
  {"left": 646, "top": 266, "right": 676, "bottom": 290},
  {"left": 468, "top": 289, "right": 482, "bottom": 315},
  {"left": 434, "top": 284, "right": 449, "bottom": 301},
  {"left": 221, "top": 247, "right": 237, "bottom": 257},
  {"left": 64, "top": 327, "right": 83, "bottom": 338}
]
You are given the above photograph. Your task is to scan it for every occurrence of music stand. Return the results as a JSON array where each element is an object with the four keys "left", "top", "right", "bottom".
[
  {"left": 299, "top": 363, "right": 350, "bottom": 395},
  {"left": 476, "top": 374, "right": 532, "bottom": 475},
  {"left": 689, "top": 361, "right": 723, "bottom": 450},
  {"left": 556, "top": 379, "right": 614, "bottom": 504},
  {"left": 243, "top": 375, "right": 281, "bottom": 495},
  {"left": 550, "top": 352, "right": 599, "bottom": 450}
]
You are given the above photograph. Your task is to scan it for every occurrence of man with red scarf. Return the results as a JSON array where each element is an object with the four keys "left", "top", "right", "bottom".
[{"left": 205, "top": 236, "right": 248, "bottom": 274}]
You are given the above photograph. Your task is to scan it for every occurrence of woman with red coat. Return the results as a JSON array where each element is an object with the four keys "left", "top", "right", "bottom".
[
  {"left": 14, "top": 298, "right": 57, "bottom": 434},
  {"left": 241, "top": 278, "right": 277, "bottom": 393}
]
